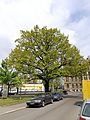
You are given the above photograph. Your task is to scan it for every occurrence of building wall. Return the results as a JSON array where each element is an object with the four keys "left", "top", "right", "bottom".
[{"left": 64, "top": 76, "right": 82, "bottom": 92}]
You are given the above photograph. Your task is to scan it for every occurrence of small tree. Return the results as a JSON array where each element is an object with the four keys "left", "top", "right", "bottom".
[{"left": 0, "top": 59, "right": 17, "bottom": 96}]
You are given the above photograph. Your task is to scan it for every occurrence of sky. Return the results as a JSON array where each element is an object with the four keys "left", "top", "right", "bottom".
[{"left": 0, "top": 0, "right": 90, "bottom": 62}]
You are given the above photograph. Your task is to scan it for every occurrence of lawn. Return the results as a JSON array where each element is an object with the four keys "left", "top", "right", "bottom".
[{"left": 0, "top": 96, "right": 31, "bottom": 106}]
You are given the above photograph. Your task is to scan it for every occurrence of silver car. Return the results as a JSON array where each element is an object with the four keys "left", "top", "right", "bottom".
[{"left": 78, "top": 99, "right": 90, "bottom": 120}]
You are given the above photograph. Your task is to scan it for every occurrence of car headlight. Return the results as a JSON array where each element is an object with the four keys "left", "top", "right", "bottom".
[
  {"left": 34, "top": 100, "right": 41, "bottom": 103},
  {"left": 54, "top": 96, "right": 58, "bottom": 98}
]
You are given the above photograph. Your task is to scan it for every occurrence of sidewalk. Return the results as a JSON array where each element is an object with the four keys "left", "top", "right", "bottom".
[{"left": 0, "top": 103, "right": 26, "bottom": 115}]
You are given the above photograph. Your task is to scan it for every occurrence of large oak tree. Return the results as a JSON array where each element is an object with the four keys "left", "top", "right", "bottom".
[{"left": 8, "top": 25, "right": 85, "bottom": 92}]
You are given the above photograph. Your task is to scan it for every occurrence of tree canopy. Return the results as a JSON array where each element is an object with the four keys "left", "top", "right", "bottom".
[
  {"left": 0, "top": 59, "right": 18, "bottom": 95},
  {"left": 8, "top": 25, "right": 87, "bottom": 92},
  {"left": 0, "top": 59, "right": 17, "bottom": 85}
]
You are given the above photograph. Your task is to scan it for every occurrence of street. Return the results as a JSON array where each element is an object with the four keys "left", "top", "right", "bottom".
[{"left": 0, "top": 94, "right": 82, "bottom": 120}]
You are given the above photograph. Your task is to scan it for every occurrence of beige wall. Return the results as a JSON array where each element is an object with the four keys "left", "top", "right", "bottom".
[{"left": 64, "top": 77, "right": 82, "bottom": 92}]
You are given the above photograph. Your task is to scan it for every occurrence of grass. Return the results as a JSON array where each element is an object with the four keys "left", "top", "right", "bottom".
[{"left": 0, "top": 96, "right": 31, "bottom": 106}]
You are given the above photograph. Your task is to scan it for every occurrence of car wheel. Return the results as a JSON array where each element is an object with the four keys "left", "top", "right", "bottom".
[
  {"left": 42, "top": 101, "right": 45, "bottom": 107},
  {"left": 26, "top": 105, "right": 30, "bottom": 108},
  {"left": 58, "top": 98, "right": 60, "bottom": 101},
  {"left": 61, "top": 97, "right": 63, "bottom": 100},
  {"left": 51, "top": 99, "right": 53, "bottom": 104}
]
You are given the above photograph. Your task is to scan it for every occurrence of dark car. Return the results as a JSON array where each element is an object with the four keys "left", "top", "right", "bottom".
[
  {"left": 0, "top": 91, "right": 2, "bottom": 96},
  {"left": 52, "top": 92, "right": 63, "bottom": 101},
  {"left": 26, "top": 93, "right": 53, "bottom": 107}
]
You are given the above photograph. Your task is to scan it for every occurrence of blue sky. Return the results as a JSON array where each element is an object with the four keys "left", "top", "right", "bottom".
[{"left": 0, "top": 0, "right": 90, "bottom": 62}]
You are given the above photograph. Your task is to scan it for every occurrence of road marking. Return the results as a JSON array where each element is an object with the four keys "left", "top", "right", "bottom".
[{"left": 0, "top": 107, "right": 25, "bottom": 116}]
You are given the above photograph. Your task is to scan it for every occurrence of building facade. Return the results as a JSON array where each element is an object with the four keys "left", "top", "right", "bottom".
[{"left": 64, "top": 76, "right": 82, "bottom": 92}]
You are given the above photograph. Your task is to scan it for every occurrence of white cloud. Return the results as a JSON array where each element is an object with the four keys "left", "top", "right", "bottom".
[
  {"left": 0, "top": 0, "right": 90, "bottom": 60},
  {"left": 0, "top": 0, "right": 52, "bottom": 60},
  {"left": 0, "top": 36, "right": 12, "bottom": 60},
  {"left": 49, "top": 0, "right": 90, "bottom": 58},
  {"left": 0, "top": 0, "right": 52, "bottom": 38}
]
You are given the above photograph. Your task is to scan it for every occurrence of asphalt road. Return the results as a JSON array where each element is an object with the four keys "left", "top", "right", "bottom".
[{"left": 0, "top": 94, "right": 82, "bottom": 120}]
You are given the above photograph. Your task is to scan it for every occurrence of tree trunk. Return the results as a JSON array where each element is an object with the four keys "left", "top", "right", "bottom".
[
  {"left": 45, "top": 80, "right": 49, "bottom": 92},
  {"left": 2, "top": 84, "right": 8, "bottom": 98},
  {"left": 7, "top": 84, "right": 10, "bottom": 96},
  {"left": 52, "top": 79, "right": 54, "bottom": 92},
  {"left": 16, "top": 87, "right": 19, "bottom": 94}
]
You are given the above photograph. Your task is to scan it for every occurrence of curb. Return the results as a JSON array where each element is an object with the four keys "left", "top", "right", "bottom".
[{"left": 0, "top": 106, "right": 25, "bottom": 116}]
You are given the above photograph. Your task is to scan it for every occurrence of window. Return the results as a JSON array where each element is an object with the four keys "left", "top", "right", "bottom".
[
  {"left": 82, "top": 103, "right": 90, "bottom": 117},
  {"left": 67, "top": 84, "right": 69, "bottom": 88},
  {"left": 72, "top": 84, "right": 74, "bottom": 88},
  {"left": 76, "top": 84, "right": 78, "bottom": 88}
]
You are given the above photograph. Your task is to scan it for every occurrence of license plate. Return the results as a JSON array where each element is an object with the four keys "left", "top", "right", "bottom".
[{"left": 30, "top": 102, "right": 34, "bottom": 105}]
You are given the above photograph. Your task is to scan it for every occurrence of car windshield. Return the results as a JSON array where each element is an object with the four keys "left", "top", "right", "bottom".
[
  {"left": 52, "top": 93, "right": 59, "bottom": 95},
  {"left": 82, "top": 103, "right": 90, "bottom": 117},
  {"left": 35, "top": 93, "right": 45, "bottom": 98}
]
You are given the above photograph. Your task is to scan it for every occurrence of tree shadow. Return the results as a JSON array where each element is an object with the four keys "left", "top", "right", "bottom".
[{"left": 74, "top": 100, "right": 83, "bottom": 107}]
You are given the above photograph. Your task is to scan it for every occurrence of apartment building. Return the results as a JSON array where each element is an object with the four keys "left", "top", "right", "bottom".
[{"left": 64, "top": 76, "right": 82, "bottom": 92}]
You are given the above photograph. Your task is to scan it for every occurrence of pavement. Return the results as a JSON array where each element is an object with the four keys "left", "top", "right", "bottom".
[{"left": 0, "top": 102, "right": 26, "bottom": 116}]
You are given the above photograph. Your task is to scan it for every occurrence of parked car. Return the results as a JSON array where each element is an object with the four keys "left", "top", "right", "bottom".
[
  {"left": 52, "top": 92, "right": 63, "bottom": 101},
  {"left": 26, "top": 93, "right": 53, "bottom": 107},
  {"left": 78, "top": 99, "right": 90, "bottom": 120}
]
